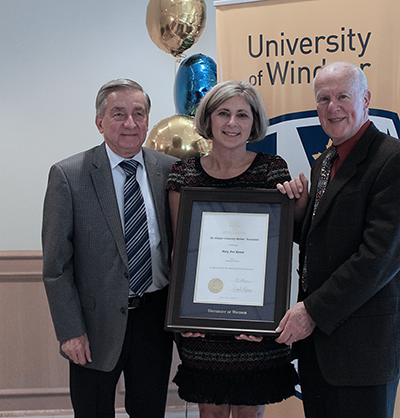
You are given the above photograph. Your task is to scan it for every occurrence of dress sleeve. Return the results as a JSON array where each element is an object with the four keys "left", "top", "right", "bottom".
[
  {"left": 274, "top": 155, "right": 292, "bottom": 184},
  {"left": 166, "top": 160, "right": 186, "bottom": 192},
  {"left": 259, "top": 153, "right": 291, "bottom": 187}
]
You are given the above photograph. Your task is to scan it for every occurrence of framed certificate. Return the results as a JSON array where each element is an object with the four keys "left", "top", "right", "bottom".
[{"left": 165, "top": 188, "right": 295, "bottom": 336}]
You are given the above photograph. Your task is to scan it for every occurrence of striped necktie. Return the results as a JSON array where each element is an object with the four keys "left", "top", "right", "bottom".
[
  {"left": 301, "top": 146, "right": 338, "bottom": 292},
  {"left": 120, "top": 160, "right": 152, "bottom": 296}
]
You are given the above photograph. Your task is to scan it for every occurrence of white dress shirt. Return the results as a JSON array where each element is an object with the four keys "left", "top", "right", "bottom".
[{"left": 105, "top": 144, "right": 168, "bottom": 293}]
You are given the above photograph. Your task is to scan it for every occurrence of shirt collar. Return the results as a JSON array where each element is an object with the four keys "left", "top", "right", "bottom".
[
  {"left": 105, "top": 143, "right": 144, "bottom": 169},
  {"left": 336, "top": 120, "right": 371, "bottom": 162}
]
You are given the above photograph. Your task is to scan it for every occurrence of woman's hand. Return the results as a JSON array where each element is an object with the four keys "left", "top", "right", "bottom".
[
  {"left": 277, "top": 172, "right": 309, "bottom": 223},
  {"left": 181, "top": 332, "right": 206, "bottom": 338},
  {"left": 235, "top": 334, "right": 263, "bottom": 342}
]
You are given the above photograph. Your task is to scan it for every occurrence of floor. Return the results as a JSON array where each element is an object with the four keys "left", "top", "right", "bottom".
[{"left": 26, "top": 411, "right": 199, "bottom": 418}]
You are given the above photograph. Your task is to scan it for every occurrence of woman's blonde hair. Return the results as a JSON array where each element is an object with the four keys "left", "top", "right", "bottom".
[{"left": 195, "top": 80, "right": 269, "bottom": 143}]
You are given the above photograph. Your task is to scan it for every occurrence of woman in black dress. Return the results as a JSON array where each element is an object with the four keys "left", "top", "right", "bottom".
[{"left": 167, "top": 81, "right": 300, "bottom": 418}]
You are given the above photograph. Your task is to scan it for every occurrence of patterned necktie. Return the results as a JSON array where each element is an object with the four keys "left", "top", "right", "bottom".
[
  {"left": 301, "top": 146, "right": 338, "bottom": 292},
  {"left": 312, "top": 146, "right": 338, "bottom": 218},
  {"left": 120, "top": 160, "right": 152, "bottom": 296}
]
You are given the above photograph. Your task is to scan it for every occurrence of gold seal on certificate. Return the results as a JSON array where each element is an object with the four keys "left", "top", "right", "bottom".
[{"left": 208, "top": 278, "right": 224, "bottom": 293}]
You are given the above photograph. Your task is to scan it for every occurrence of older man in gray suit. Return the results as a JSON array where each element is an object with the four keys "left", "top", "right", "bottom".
[{"left": 42, "top": 79, "right": 178, "bottom": 418}]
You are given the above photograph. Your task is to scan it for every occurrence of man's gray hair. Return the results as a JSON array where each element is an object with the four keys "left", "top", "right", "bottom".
[{"left": 95, "top": 79, "right": 151, "bottom": 117}]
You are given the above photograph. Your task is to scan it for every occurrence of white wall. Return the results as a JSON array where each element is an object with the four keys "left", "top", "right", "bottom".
[{"left": 0, "top": 0, "right": 216, "bottom": 250}]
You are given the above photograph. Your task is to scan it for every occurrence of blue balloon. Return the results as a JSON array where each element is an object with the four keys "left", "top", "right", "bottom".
[{"left": 174, "top": 53, "right": 217, "bottom": 116}]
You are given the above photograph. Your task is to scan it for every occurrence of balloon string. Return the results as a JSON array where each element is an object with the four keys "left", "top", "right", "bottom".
[
  {"left": 174, "top": 54, "right": 184, "bottom": 76},
  {"left": 174, "top": 55, "right": 184, "bottom": 115},
  {"left": 174, "top": 58, "right": 178, "bottom": 115},
  {"left": 175, "top": 57, "right": 179, "bottom": 78}
]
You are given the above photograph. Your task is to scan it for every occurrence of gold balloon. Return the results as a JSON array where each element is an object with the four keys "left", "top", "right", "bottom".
[
  {"left": 145, "top": 114, "right": 211, "bottom": 159},
  {"left": 146, "top": 0, "right": 207, "bottom": 57}
]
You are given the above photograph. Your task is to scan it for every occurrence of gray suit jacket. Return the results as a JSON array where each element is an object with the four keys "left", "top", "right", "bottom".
[
  {"left": 42, "top": 143, "right": 177, "bottom": 371},
  {"left": 298, "top": 123, "right": 400, "bottom": 386}
]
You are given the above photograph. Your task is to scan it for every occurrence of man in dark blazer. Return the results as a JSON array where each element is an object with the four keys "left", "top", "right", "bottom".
[
  {"left": 276, "top": 62, "right": 400, "bottom": 418},
  {"left": 42, "top": 79, "right": 178, "bottom": 417}
]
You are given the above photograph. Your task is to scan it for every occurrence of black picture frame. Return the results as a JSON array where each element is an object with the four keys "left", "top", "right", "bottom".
[{"left": 165, "top": 187, "right": 294, "bottom": 336}]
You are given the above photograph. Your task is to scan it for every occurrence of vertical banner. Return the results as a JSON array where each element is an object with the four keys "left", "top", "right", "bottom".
[
  {"left": 216, "top": 0, "right": 400, "bottom": 399},
  {"left": 215, "top": 0, "right": 400, "bottom": 178}
]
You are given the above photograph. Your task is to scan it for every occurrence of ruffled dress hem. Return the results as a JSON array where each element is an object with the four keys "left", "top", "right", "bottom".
[{"left": 173, "top": 362, "right": 299, "bottom": 406}]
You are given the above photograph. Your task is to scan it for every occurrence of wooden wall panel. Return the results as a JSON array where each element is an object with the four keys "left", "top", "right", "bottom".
[{"left": 0, "top": 251, "right": 118, "bottom": 413}]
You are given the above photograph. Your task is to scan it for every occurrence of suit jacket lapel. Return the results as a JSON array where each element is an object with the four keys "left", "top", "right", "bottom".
[
  {"left": 309, "top": 123, "right": 379, "bottom": 232},
  {"left": 142, "top": 147, "right": 165, "bottom": 230},
  {"left": 91, "top": 143, "right": 128, "bottom": 267}
]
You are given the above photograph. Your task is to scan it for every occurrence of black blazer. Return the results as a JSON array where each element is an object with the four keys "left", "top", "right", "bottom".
[{"left": 299, "top": 123, "right": 400, "bottom": 386}]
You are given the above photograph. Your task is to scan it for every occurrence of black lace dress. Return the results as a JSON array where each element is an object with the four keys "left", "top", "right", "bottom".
[{"left": 166, "top": 153, "right": 299, "bottom": 406}]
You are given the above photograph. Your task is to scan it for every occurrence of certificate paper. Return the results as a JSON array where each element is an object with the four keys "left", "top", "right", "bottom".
[{"left": 193, "top": 212, "right": 269, "bottom": 306}]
